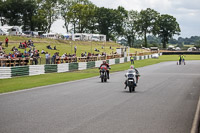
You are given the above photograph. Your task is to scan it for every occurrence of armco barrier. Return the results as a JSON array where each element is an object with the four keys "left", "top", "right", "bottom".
[
  {"left": 120, "top": 58, "right": 124, "bottom": 63},
  {"left": 95, "top": 61, "right": 102, "bottom": 68},
  {"left": 115, "top": 58, "right": 120, "bottom": 64},
  {"left": 106, "top": 59, "right": 109, "bottom": 64},
  {"left": 87, "top": 61, "right": 95, "bottom": 69},
  {"left": 124, "top": 57, "right": 127, "bottom": 62},
  {"left": 11, "top": 66, "right": 29, "bottom": 77},
  {"left": 0, "top": 67, "right": 11, "bottom": 79},
  {"left": 45, "top": 64, "right": 57, "bottom": 73},
  {"left": 127, "top": 56, "right": 130, "bottom": 62},
  {"left": 57, "top": 64, "right": 69, "bottom": 73},
  {"left": 0, "top": 53, "right": 162, "bottom": 79},
  {"left": 29, "top": 65, "right": 45, "bottom": 76},
  {"left": 109, "top": 59, "right": 115, "bottom": 65},
  {"left": 78, "top": 62, "right": 87, "bottom": 70},
  {"left": 69, "top": 63, "right": 78, "bottom": 71}
]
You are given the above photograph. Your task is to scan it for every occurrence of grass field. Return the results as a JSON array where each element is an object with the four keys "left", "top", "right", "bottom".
[{"left": 0, "top": 55, "right": 200, "bottom": 93}]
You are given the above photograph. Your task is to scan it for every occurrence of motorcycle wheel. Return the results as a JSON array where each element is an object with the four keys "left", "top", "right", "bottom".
[
  {"left": 129, "top": 86, "right": 132, "bottom": 93},
  {"left": 101, "top": 77, "right": 104, "bottom": 82},
  {"left": 104, "top": 78, "right": 107, "bottom": 82},
  {"left": 132, "top": 86, "right": 135, "bottom": 92}
]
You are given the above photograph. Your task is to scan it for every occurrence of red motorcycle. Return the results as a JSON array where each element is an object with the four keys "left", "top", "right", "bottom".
[{"left": 99, "top": 65, "right": 109, "bottom": 82}]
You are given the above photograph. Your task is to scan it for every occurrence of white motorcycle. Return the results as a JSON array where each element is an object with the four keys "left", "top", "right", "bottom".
[{"left": 125, "top": 69, "right": 139, "bottom": 93}]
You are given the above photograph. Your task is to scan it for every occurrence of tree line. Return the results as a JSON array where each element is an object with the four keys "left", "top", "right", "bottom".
[{"left": 0, "top": 0, "right": 181, "bottom": 48}]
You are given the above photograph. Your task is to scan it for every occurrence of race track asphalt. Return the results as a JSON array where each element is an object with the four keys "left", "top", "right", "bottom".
[{"left": 1, "top": 60, "right": 200, "bottom": 133}]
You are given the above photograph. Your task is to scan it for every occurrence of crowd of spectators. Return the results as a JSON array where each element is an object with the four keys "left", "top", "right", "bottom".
[
  {"left": 0, "top": 40, "right": 40, "bottom": 65},
  {"left": 18, "top": 40, "right": 35, "bottom": 49},
  {"left": 0, "top": 39, "right": 116, "bottom": 66}
]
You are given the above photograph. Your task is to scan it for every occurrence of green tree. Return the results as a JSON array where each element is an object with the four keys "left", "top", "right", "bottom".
[
  {"left": 157, "top": 14, "right": 180, "bottom": 48},
  {"left": 59, "top": 0, "right": 74, "bottom": 33},
  {"left": 136, "top": 8, "right": 160, "bottom": 47},
  {"left": 21, "top": 0, "right": 37, "bottom": 31},
  {"left": 3, "top": 0, "right": 25, "bottom": 26},
  {"left": 40, "top": 0, "right": 59, "bottom": 32},
  {"left": 124, "top": 10, "right": 139, "bottom": 47},
  {"left": 67, "top": 1, "right": 96, "bottom": 33},
  {"left": 0, "top": 0, "right": 6, "bottom": 26},
  {"left": 96, "top": 6, "right": 127, "bottom": 41}
]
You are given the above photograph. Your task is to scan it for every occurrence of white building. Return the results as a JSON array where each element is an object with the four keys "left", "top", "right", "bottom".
[
  {"left": 0, "top": 26, "right": 22, "bottom": 36},
  {"left": 71, "top": 33, "right": 106, "bottom": 41},
  {"left": 42, "top": 33, "right": 60, "bottom": 39}
]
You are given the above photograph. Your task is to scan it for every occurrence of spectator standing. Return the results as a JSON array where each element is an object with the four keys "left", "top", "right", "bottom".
[
  {"left": 51, "top": 53, "right": 56, "bottom": 64},
  {"left": 5, "top": 37, "right": 9, "bottom": 47},
  {"left": 74, "top": 45, "right": 77, "bottom": 54},
  {"left": 130, "top": 56, "right": 134, "bottom": 64},
  {"left": 45, "top": 52, "right": 50, "bottom": 64}
]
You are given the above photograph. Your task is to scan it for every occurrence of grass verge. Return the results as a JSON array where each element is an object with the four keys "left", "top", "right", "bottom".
[{"left": 0, "top": 55, "right": 200, "bottom": 93}]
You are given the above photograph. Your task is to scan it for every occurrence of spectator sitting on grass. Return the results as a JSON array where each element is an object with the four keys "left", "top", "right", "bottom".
[
  {"left": 41, "top": 49, "right": 45, "bottom": 54},
  {"left": 47, "top": 45, "right": 52, "bottom": 50},
  {"left": 54, "top": 46, "right": 57, "bottom": 50}
]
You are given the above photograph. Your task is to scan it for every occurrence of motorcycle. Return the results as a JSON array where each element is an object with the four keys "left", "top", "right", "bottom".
[
  {"left": 125, "top": 70, "right": 138, "bottom": 93},
  {"left": 99, "top": 65, "right": 109, "bottom": 82}
]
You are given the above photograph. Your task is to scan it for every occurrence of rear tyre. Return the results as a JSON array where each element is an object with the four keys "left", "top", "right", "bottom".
[
  {"left": 129, "top": 86, "right": 132, "bottom": 93},
  {"left": 101, "top": 77, "right": 103, "bottom": 82},
  {"left": 104, "top": 78, "right": 107, "bottom": 82},
  {"left": 132, "top": 86, "right": 135, "bottom": 92}
]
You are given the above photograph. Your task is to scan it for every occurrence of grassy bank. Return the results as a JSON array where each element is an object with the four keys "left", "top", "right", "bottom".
[
  {"left": 0, "top": 36, "right": 144, "bottom": 62},
  {"left": 0, "top": 55, "right": 200, "bottom": 93}
]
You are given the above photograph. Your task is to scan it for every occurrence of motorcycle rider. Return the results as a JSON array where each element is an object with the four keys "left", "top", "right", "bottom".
[
  {"left": 99, "top": 60, "right": 110, "bottom": 79},
  {"left": 124, "top": 65, "right": 139, "bottom": 89}
]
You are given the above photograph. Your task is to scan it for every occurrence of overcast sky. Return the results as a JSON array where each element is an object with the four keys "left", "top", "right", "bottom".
[{"left": 51, "top": 0, "right": 200, "bottom": 38}]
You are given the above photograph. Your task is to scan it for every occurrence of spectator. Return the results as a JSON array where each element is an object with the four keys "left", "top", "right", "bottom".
[
  {"left": 54, "top": 46, "right": 57, "bottom": 50},
  {"left": 5, "top": 37, "right": 8, "bottom": 47},
  {"left": 32, "top": 53, "right": 39, "bottom": 65},
  {"left": 45, "top": 52, "right": 50, "bottom": 64},
  {"left": 47, "top": 45, "right": 52, "bottom": 50},
  {"left": 41, "top": 49, "right": 45, "bottom": 54},
  {"left": 51, "top": 53, "right": 56, "bottom": 64},
  {"left": 74, "top": 45, "right": 77, "bottom": 53},
  {"left": 0, "top": 53, "right": 4, "bottom": 58},
  {"left": 21, "top": 53, "right": 25, "bottom": 58},
  {"left": 61, "top": 53, "right": 66, "bottom": 58},
  {"left": 24, "top": 49, "right": 27, "bottom": 54}
]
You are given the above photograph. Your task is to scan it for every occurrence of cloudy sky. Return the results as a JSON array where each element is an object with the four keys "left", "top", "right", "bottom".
[{"left": 51, "top": 0, "right": 200, "bottom": 38}]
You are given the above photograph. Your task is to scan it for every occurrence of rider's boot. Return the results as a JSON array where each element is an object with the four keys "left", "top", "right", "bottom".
[{"left": 124, "top": 82, "right": 127, "bottom": 89}]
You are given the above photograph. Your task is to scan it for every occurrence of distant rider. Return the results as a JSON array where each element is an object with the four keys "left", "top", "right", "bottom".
[
  {"left": 99, "top": 61, "right": 110, "bottom": 79},
  {"left": 124, "top": 65, "right": 139, "bottom": 89}
]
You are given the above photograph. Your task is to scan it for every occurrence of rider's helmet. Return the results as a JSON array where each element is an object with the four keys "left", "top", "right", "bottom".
[
  {"left": 130, "top": 65, "right": 135, "bottom": 69},
  {"left": 103, "top": 61, "right": 106, "bottom": 64}
]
